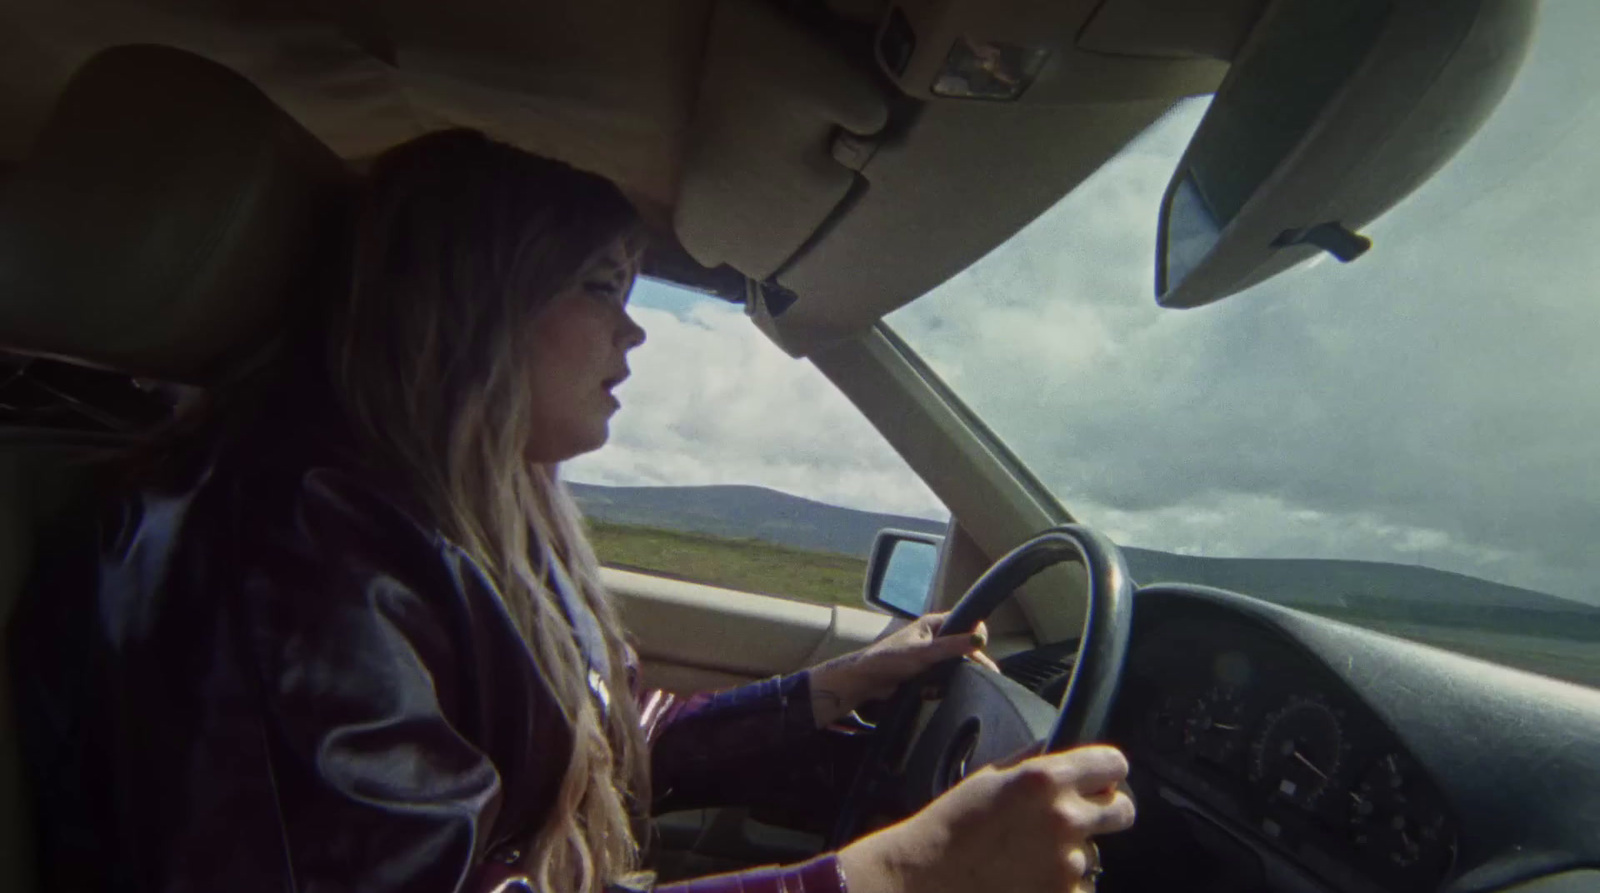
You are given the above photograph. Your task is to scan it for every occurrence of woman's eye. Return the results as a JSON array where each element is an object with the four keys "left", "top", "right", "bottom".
[{"left": 583, "top": 281, "right": 619, "bottom": 302}]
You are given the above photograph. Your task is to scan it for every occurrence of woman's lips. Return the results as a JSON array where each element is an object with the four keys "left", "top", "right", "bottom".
[{"left": 601, "top": 377, "right": 624, "bottom": 410}]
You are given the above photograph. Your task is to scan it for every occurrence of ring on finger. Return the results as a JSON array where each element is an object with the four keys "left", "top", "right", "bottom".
[{"left": 1083, "top": 840, "right": 1104, "bottom": 886}]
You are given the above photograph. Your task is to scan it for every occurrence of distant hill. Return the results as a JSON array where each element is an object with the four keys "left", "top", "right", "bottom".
[
  {"left": 570, "top": 482, "right": 946, "bottom": 558},
  {"left": 571, "top": 482, "right": 1600, "bottom": 637}
]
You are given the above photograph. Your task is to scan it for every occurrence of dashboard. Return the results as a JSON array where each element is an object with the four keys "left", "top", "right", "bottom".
[
  {"left": 1108, "top": 602, "right": 1455, "bottom": 892},
  {"left": 1073, "top": 584, "right": 1600, "bottom": 893}
]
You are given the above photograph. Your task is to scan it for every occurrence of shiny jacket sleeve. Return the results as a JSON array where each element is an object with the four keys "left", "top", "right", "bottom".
[{"left": 643, "top": 673, "right": 868, "bottom": 826}]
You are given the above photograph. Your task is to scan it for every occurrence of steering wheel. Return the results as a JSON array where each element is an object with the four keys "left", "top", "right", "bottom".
[{"left": 828, "top": 524, "right": 1135, "bottom": 848}]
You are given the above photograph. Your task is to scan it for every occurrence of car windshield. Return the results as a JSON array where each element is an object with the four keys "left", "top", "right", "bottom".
[{"left": 886, "top": 0, "right": 1600, "bottom": 688}]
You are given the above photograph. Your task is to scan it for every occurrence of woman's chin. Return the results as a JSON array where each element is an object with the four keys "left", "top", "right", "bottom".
[
  {"left": 528, "top": 421, "right": 610, "bottom": 465},
  {"left": 573, "top": 418, "right": 613, "bottom": 457}
]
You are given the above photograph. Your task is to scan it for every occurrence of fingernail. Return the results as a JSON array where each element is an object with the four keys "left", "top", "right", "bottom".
[{"left": 970, "top": 632, "right": 987, "bottom": 648}]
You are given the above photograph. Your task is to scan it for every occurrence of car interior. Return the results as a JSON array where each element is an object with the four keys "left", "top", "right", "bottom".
[{"left": 2, "top": 2, "right": 1598, "bottom": 893}]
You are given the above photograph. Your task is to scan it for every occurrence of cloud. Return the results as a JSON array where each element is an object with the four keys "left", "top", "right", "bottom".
[{"left": 564, "top": 298, "right": 947, "bottom": 521}]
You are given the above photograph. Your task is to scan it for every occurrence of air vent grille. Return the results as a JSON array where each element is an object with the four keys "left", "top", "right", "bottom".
[{"left": 999, "top": 643, "right": 1077, "bottom": 700}]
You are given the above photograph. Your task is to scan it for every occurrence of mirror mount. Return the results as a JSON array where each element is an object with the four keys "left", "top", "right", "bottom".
[
  {"left": 1269, "top": 220, "right": 1372, "bottom": 263},
  {"left": 864, "top": 529, "right": 945, "bottom": 619}
]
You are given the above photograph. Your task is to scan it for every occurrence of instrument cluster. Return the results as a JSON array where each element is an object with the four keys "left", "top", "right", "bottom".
[{"left": 1114, "top": 618, "right": 1457, "bottom": 891}]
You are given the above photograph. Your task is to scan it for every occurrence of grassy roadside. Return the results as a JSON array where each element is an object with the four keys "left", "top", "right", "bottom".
[{"left": 587, "top": 520, "right": 867, "bottom": 607}]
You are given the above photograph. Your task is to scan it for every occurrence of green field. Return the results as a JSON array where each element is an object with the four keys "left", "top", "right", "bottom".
[
  {"left": 588, "top": 520, "right": 868, "bottom": 607},
  {"left": 591, "top": 521, "right": 1600, "bottom": 688}
]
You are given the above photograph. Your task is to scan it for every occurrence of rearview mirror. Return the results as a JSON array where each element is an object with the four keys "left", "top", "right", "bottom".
[
  {"left": 864, "top": 529, "right": 943, "bottom": 619},
  {"left": 1157, "top": 1, "right": 1536, "bottom": 309}
]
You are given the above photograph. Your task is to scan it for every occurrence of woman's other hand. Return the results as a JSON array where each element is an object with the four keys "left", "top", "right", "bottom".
[
  {"left": 807, "top": 612, "right": 999, "bottom": 727},
  {"left": 838, "top": 745, "right": 1136, "bottom": 893}
]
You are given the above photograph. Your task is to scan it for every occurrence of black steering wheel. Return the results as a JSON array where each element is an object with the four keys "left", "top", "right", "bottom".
[{"left": 828, "top": 524, "right": 1135, "bottom": 847}]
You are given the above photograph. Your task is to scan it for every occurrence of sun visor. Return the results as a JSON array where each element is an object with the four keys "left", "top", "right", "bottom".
[{"left": 673, "top": 0, "right": 889, "bottom": 281}]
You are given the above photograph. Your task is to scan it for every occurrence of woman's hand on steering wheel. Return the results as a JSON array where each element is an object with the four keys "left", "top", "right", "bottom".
[
  {"left": 808, "top": 613, "right": 1001, "bottom": 727},
  {"left": 838, "top": 744, "right": 1136, "bottom": 893}
]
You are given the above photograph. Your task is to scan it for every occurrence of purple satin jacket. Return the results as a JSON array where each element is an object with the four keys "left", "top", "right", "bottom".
[{"left": 10, "top": 423, "right": 859, "bottom": 893}]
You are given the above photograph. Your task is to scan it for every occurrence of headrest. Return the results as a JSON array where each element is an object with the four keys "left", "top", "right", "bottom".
[{"left": 0, "top": 45, "right": 350, "bottom": 385}]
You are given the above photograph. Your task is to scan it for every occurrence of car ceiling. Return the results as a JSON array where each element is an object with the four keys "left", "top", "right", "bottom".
[{"left": 0, "top": 0, "right": 1261, "bottom": 356}]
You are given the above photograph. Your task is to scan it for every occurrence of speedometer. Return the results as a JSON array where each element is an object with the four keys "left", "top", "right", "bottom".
[{"left": 1249, "top": 695, "right": 1347, "bottom": 809}]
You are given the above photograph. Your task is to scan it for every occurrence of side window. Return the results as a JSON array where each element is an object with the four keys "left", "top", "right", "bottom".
[{"left": 565, "top": 278, "right": 948, "bottom": 607}]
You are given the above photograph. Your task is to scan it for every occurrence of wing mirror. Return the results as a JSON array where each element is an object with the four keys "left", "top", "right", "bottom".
[{"left": 864, "top": 529, "right": 944, "bottom": 619}]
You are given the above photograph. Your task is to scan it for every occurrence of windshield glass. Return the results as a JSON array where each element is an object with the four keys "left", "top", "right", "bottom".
[{"left": 887, "top": 0, "right": 1600, "bottom": 687}]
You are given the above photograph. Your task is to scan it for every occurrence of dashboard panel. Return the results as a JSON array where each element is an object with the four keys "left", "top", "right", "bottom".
[
  {"left": 1085, "top": 584, "right": 1600, "bottom": 893},
  {"left": 1108, "top": 601, "right": 1456, "bottom": 892}
]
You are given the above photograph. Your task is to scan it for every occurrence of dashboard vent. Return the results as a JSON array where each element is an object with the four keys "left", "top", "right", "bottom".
[{"left": 1000, "top": 645, "right": 1077, "bottom": 701}]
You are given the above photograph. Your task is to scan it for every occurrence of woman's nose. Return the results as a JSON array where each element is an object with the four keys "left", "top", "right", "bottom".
[{"left": 619, "top": 312, "right": 646, "bottom": 350}]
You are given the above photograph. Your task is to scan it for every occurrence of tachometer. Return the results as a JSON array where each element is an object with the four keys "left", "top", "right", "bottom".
[
  {"left": 1146, "top": 692, "right": 1191, "bottom": 754},
  {"left": 1250, "top": 695, "right": 1347, "bottom": 809},
  {"left": 1183, "top": 685, "right": 1248, "bottom": 766}
]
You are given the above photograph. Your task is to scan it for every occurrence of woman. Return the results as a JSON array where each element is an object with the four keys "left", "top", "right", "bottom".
[{"left": 11, "top": 130, "right": 1134, "bottom": 893}]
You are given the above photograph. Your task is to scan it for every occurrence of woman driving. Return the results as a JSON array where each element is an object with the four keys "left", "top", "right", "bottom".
[{"left": 11, "top": 130, "right": 1135, "bottom": 893}]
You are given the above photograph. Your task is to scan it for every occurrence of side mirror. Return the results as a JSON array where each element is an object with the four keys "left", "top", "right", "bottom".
[
  {"left": 1156, "top": 1, "right": 1536, "bottom": 309},
  {"left": 864, "top": 529, "right": 944, "bottom": 619}
]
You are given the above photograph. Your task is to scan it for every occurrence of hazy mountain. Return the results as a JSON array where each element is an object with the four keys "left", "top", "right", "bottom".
[
  {"left": 571, "top": 482, "right": 1599, "bottom": 637},
  {"left": 571, "top": 482, "right": 947, "bottom": 558}
]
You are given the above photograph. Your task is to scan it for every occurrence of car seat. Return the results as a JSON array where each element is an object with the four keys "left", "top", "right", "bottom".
[{"left": 0, "top": 44, "right": 349, "bottom": 891}]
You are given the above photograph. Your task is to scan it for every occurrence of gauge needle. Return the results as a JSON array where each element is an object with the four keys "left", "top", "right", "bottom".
[
  {"left": 1213, "top": 723, "right": 1242, "bottom": 731},
  {"left": 1291, "top": 750, "right": 1328, "bottom": 780}
]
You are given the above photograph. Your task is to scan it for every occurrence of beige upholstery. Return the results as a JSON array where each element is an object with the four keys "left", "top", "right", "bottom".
[
  {"left": 0, "top": 45, "right": 348, "bottom": 891},
  {"left": 1, "top": 1, "right": 1253, "bottom": 358},
  {"left": 0, "top": 44, "right": 349, "bottom": 385}
]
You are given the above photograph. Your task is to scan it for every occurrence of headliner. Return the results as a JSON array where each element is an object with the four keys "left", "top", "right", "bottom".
[{"left": 0, "top": 0, "right": 1243, "bottom": 354}]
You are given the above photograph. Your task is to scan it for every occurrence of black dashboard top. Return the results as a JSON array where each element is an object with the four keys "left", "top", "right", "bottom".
[{"left": 1088, "top": 584, "right": 1600, "bottom": 893}]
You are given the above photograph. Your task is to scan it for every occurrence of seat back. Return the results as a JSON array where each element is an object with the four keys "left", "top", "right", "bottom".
[
  {"left": 0, "top": 44, "right": 348, "bottom": 891},
  {"left": 0, "top": 438, "right": 114, "bottom": 890}
]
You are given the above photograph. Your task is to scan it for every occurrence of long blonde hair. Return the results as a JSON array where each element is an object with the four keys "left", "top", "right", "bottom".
[{"left": 328, "top": 129, "right": 648, "bottom": 893}]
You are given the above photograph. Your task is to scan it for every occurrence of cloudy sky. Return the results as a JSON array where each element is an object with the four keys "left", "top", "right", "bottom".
[{"left": 571, "top": 1, "right": 1600, "bottom": 608}]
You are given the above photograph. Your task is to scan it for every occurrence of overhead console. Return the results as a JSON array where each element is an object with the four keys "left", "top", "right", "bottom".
[{"left": 872, "top": 0, "right": 1251, "bottom": 104}]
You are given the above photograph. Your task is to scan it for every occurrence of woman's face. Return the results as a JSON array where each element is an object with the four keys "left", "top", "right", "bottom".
[{"left": 525, "top": 240, "right": 647, "bottom": 463}]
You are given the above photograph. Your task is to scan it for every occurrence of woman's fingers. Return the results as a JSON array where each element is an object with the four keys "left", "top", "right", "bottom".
[
  {"left": 859, "top": 745, "right": 1137, "bottom": 893},
  {"left": 1059, "top": 786, "right": 1137, "bottom": 837},
  {"left": 1064, "top": 842, "right": 1098, "bottom": 880},
  {"left": 913, "top": 612, "right": 1000, "bottom": 672},
  {"left": 920, "top": 619, "right": 987, "bottom": 662},
  {"left": 1038, "top": 744, "right": 1129, "bottom": 796}
]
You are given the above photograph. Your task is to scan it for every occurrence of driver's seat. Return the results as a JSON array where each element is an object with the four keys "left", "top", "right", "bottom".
[{"left": 0, "top": 45, "right": 349, "bottom": 891}]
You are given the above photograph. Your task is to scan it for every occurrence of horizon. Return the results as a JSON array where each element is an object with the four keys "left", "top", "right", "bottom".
[{"left": 568, "top": 478, "right": 1597, "bottom": 608}]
